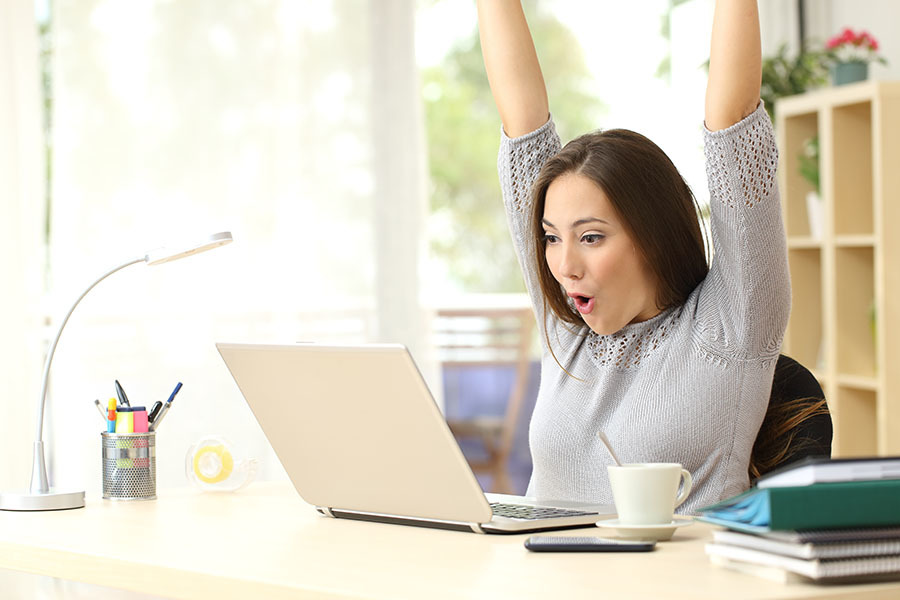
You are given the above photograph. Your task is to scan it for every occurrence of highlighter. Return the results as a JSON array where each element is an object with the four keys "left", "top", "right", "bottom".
[
  {"left": 132, "top": 406, "right": 149, "bottom": 433},
  {"left": 115, "top": 407, "right": 134, "bottom": 434},
  {"left": 107, "top": 398, "right": 117, "bottom": 433}
]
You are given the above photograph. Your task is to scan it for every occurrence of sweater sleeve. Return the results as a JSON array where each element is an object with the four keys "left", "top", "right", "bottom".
[
  {"left": 695, "top": 101, "right": 791, "bottom": 361},
  {"left": 497, "top": 117, "right": 565, "bottom": 341}
]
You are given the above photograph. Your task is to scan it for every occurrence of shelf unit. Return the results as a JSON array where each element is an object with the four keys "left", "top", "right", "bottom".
[{"left": 776, "top": 80, "right": 900, "bottom": 456}]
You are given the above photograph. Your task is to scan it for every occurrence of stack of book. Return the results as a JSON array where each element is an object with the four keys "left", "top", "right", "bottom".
[{"left": 697, "top": 457, "right": 900, "bottom": 583}]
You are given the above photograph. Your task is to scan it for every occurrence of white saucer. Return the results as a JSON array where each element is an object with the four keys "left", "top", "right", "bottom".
[{"left": 594, "top": 517, "right": 694, "bottom": 541}]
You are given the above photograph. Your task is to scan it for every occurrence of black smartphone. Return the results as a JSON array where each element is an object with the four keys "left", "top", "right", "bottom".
[{"left": 524, "top": 536, "right": 655, "bottom": 552}]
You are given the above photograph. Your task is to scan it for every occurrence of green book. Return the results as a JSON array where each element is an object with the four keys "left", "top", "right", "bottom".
[{"left": 696, "top": 479, "right": 900, "bottom": 532}]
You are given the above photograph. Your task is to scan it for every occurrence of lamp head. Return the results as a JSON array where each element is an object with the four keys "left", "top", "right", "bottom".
[{"left": 144, "top": 231, "right": 233, "bottom": 266}]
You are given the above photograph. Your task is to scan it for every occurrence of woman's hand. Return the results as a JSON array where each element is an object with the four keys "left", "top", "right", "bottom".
[
  {"left": 477, "top": 0, "right": 550, "bottom": 137},
  {"left": 705, "top": 0, "right": 762, "bottom": 131}
]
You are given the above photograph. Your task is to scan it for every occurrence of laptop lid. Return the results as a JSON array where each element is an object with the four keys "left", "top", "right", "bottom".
[{"left": 216, "top": 342, "right": 494, "bottom": 525}]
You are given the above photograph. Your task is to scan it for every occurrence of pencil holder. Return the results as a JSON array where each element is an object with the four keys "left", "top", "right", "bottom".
[{"left": 101, "top": 432, "right": 157, "bottom": 500}]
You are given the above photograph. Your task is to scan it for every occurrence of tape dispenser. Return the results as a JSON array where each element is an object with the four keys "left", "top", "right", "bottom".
[{"left": 185, "top": 436, "right": 257, "bottom": 492}]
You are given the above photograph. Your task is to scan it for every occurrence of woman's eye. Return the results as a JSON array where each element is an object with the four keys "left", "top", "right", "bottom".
[
  {"left": 543, "top": 233, "right": 560, "bottom": 244},
  {"left": 581, "top": 233, "right": 604, "bottom": 244}
]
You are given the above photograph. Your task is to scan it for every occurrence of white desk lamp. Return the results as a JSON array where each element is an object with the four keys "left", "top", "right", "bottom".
[{"left": 0, "top": 231, "right": 233, "bottom": 511}]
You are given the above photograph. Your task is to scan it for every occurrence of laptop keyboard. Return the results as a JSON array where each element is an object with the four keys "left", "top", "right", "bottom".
[{"left": 490, "top": 502, "right": 597, "bottom": 520}]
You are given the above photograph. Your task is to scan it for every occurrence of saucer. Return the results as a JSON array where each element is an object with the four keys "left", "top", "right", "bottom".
[{"left": 594, "top": 517, "right": 694, "bottom": 541}]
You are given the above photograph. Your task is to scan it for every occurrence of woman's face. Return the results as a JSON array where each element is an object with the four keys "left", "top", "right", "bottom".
[{"left": 542, "top": 172, "right": 660, "bottom": 335}]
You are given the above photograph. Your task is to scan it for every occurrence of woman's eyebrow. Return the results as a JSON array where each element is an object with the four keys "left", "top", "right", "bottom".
[
  {"left": 572, "top": 217, "right": 609, "bottom": 228},
  {"left": 542, "top": 217, "right": 609, "bottom": 229}
]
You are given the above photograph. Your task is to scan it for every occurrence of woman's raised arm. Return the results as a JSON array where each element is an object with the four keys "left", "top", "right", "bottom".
[
  {"left": 705, "top": 0, "right": 762, "bottom": 131},
  {"left": 477, "top": 0, "right": 549, "bottom": 137}
]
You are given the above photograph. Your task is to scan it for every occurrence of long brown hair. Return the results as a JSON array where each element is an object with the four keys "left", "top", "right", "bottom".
[
  {"left": 748, "top": 355, "right": 832, "bottom": 481},
  {"left": 529, "top": 128, "right": 709, "bottom": 330}
]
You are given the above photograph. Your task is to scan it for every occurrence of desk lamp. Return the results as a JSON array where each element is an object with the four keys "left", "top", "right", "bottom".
[{"left": 0, "top": 231, "right": 233, "bottom": 511}]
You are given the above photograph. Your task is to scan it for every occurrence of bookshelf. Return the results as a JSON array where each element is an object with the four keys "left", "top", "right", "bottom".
[{"left": 776, "top": 81, "right": 900, "bottom": 456}]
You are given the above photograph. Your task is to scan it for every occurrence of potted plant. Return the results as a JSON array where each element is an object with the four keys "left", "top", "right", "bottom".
[
  {"left": 760, "top": 44, "right": 830, "bottom": 121},
  {"left": 798, "top": 136, "right": 823, "bottom": 239},
  {"left": 824, "top": 28, "right": 888, "bottom": 86}
]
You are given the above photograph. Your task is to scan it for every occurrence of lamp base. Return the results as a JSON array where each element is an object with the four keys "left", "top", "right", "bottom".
[{"left": 0, "top": 489, "right": 85, "bottom": 511}]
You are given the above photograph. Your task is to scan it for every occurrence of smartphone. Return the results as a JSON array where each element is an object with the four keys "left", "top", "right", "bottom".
[{"left": 524, "top": 536, "right": 655, "bottom": 552}]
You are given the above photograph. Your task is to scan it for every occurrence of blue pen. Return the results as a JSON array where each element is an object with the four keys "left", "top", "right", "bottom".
[
  {"left": 165, "top": 382, "right": 183, "bottom": 405},
  {"left": 150, "top": 382, "right": 182, "bottom": 432}
]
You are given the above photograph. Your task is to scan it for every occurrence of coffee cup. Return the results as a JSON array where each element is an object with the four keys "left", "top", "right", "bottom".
[{"left": 607, "top": 463, "right": 692, "bottom": 525}]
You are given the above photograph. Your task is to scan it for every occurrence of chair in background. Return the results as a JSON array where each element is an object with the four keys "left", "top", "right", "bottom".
[
  {"left": 435, "top": 302, "right": 535, "bottom": 494},
  {"left": 750, "top": 354, "right": 833, "bottom": 482}
]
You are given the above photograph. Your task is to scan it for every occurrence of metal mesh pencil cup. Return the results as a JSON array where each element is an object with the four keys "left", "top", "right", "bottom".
[{"left": 101, "top": 432, "right": 157, "bottom": 500}]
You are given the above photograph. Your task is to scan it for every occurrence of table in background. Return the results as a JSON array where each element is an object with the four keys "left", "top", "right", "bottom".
[{"left": 0, "top": 482, "right": 898, "bottom": 599}]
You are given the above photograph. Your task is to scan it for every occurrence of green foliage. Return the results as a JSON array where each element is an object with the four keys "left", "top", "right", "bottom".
[
  {"left": 761, "top": 44, "right": 830, "bottom": 121},
  {"left": 423, "top": 8, "right": 603, "bottom": 293},
  {"left": 797, "top": 135, "right": 819, "bottom": 192}
]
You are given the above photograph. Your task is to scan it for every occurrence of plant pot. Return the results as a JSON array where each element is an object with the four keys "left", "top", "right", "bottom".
[
  {"left": 806, "top": 191, "right": 824, "bottom": 239},
  {"left": 831, "top": 61, "right": 868, "bottom": 86}
]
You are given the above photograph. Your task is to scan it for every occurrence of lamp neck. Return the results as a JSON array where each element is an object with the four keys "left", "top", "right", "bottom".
[{"left": 31, "top": 257, "right": 144, "bottom": 492}]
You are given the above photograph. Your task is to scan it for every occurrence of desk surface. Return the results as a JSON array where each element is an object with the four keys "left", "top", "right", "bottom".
[{"left": 0, "top": 482, "right": 898, "bottom": 600}]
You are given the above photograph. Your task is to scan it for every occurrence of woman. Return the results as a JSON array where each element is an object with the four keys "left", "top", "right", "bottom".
[{"left": 477, "top": 0, "right": 789, "bottom": 512}]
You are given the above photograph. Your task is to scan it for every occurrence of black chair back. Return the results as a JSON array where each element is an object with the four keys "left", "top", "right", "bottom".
[{"left": 749, "top": 354, "right": 832, "bottom": 481}]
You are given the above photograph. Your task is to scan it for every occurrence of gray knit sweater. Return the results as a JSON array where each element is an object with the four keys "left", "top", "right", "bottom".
[{"left": 498, "top": 103, "right": 790, "bottom": 513}]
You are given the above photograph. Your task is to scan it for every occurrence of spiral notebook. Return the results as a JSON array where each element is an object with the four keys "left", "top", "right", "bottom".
[
  {"left": 711, "top": 529, "right": 900, "bottom": 560},
  {"left": 706, "top": 542, "right": 900, "bottom": 582}
]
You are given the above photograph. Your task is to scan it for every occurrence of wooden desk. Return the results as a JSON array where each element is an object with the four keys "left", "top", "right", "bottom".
[{"left": 0, "top": 482, "right": 898, "bottom": 599}]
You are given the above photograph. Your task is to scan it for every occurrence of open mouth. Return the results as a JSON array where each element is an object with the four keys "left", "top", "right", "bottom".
[{"left": 571, "top": 294, "right": 595, "bottom": 315}]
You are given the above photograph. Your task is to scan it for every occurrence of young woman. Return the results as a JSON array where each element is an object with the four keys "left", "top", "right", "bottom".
[{"left": 477, "top": 0, "right": 790, "bottom": 512}]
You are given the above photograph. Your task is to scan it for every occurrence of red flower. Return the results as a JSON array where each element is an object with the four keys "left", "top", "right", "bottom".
[{"left": 826, "top": 26, "right": 884, "bottom": 63}]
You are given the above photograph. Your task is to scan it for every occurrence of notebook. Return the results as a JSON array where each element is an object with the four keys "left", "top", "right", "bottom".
[
  {"left": 706, "top": 542, "right": 900, "bottom": 583},
  {"left": 757, "top": 456, "right": 900, "bottom": 489},
  {"left": 711, "top": 529, "right": 900, "bottom": 560},
  {"left": 216, "top": 342, "right": 614, "bottom": 534}
]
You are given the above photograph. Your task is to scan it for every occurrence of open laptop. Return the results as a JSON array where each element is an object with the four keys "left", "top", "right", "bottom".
[{"left": 216, "top": 342, "right": 614, "bottom": 534}]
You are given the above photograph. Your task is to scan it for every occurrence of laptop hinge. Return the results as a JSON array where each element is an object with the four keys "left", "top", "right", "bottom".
[
  {"left": 317, "top": 506, "right": 335, "bottom": 518},
  {"left": 468, "top": 522, "right": 485, "bottom": 534}
]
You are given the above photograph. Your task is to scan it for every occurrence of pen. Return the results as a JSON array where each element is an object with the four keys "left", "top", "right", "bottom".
[
  {"left": 107, "top": 398, "right": 117, "bottom": 433},
  {"left": 93, "top": 399, "right": 107, "bottom": 421},
  {"left": 149, "top": 382, "right": 182, "bottom": 432},
  {"left": 115, "top": 379, "right": 131, "bottom": 407},
  {"left": 149, "top": 401, "right": 163, "bottom": 423},
  {"left": 165, "top": 382, "right": 183, "bottom": 404}
]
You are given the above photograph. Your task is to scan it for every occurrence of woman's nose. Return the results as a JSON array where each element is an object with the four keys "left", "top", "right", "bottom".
[{"left": 557, "top": 244, "right": 583, "bottom": 280}]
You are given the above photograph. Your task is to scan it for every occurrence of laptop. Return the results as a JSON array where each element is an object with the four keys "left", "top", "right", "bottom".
[{"left": 216, "top": 342, "right": 614, "bottom": 534}]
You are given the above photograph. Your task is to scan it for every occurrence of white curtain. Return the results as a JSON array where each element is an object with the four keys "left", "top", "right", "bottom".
[
  {"left": 0, "top": 0, "right": 46, "bottom": 489},
  {"left": 30, "top": 0, "right": 431, "bottom": 495}
]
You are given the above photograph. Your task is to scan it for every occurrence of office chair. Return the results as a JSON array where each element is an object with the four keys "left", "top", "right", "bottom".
[
  {"left": 749, "top": 354, "right": 833, "bottom": 482},
  {"left": 436, "top": 305, "right": 535, "bottom": 494}
]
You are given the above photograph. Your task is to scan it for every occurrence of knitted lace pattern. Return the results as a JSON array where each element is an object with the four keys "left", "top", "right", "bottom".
[{"left": 497, "top": 103, "right": 789, "bottom": 512}]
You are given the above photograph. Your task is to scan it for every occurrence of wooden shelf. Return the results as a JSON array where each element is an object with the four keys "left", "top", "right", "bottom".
[
  {"left": 777, "top": 80, "right": 900, "bottom": 456},
  {"left": 787, "top": 236, "right": 823, "bottom": 249},
  {"left": 836, "top": 374, "right": 879, "bottom": 391},
  {"left": 835, "top": 234, "right": 876, "bottom": 247}
]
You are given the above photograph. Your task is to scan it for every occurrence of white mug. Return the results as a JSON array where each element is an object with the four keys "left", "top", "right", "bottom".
[{"left": 607, "top": 463, "right": 693, "bottom": 525}]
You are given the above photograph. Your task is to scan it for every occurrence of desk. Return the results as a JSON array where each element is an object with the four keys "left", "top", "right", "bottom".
[{"left": 0, "top": 482, "right": 898, "bottom": 599}]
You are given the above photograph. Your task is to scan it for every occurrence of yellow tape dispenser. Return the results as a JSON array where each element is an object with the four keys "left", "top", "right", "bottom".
[{"left": 185, "top": 436, "right": 257, "bottom": 491}]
